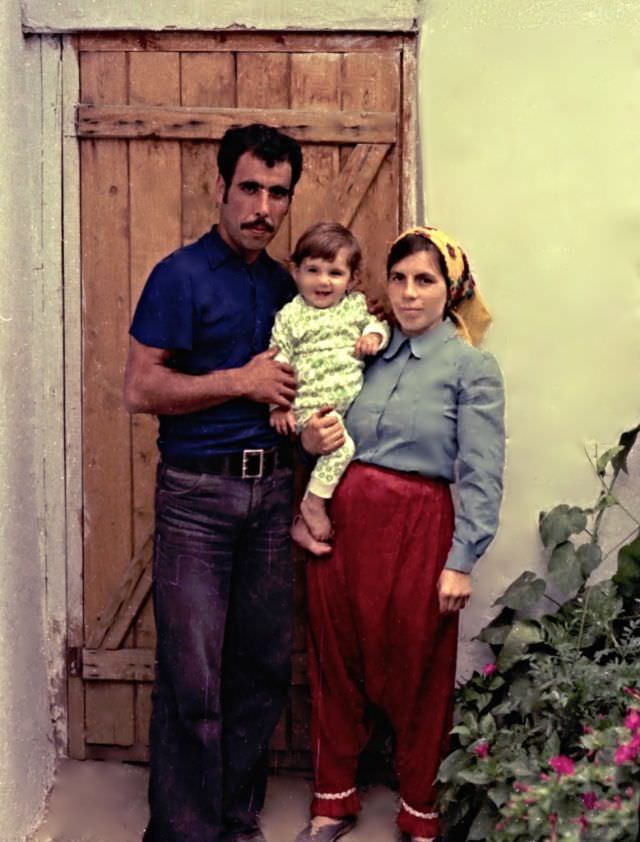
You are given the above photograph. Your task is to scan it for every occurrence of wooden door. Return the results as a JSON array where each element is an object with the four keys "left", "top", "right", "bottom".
[{"left": 72, "top": 30, "right": 416, "bottom": 765}]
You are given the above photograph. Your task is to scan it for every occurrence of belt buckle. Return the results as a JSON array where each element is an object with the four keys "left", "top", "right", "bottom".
[{"left": 242, "top": 449, "right": 264, "bottom": 479}]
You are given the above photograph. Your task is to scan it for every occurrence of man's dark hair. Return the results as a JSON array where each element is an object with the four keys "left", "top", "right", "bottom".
[{"left": 217, "top": 124, "right": 303, "bottom": 199}]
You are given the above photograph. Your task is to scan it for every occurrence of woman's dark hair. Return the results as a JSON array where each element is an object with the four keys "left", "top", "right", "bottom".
[
  {"left": 291, "top": 222, "right": 362, "bottom": 277},
  {"left": 386, "top": 232, "right": 448, "bottom": 280},
  {"left": 217, "top": 124, "right": 303, "bottom": 198}
]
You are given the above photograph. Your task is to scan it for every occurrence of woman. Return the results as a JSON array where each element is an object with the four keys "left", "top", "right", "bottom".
[{"left": 294, "top": 226, "right": 505, "bottom": 842}]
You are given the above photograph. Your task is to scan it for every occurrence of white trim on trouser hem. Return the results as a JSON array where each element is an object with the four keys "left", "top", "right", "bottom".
[
  {"left": 314, "top": 787, "right": 357, "bottom": 800},
  {"left": 401, "top": 799, "right": 438, "bottom": 820}
]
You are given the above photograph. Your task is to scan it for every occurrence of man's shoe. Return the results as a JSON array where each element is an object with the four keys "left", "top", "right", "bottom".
[
  {"left": 229, "top": 829, "right": 267, "bottom": 842},
  {"left": 293, "top": 816, "right": 356, "bottom": 842}
]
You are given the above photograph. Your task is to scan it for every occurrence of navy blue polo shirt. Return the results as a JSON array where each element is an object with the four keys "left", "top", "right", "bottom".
[{"left": 130, "top": 226, "right": 295, "bottom": 458}]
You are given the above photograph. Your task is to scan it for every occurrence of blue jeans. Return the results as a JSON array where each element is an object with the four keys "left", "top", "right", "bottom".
[{"left": 144, "top": 463, "right": 293, "bottom": 842}]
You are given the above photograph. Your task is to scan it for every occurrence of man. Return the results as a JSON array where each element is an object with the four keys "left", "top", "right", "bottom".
[{"left": 124, "top": 124, "right": 342, "bottom": 842}]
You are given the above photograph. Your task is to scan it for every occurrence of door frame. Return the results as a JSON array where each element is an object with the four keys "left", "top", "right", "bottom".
[{"left": 42, "top": 28, "right": 419, "bottom": 758}]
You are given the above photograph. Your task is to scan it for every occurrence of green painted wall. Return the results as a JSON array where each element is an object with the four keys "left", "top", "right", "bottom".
[{"left": 419, "top": 0, "right": 640, "bottom": 665}]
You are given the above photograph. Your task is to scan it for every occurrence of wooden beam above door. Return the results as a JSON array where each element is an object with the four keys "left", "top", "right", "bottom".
[{"left": 76, "top": 104, "right": 397, "bottom": 143}]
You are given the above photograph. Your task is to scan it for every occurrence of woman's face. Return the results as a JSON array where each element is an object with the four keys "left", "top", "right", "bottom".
[{"left": 387, "top": 248, "right": 448, "bottom": 337}]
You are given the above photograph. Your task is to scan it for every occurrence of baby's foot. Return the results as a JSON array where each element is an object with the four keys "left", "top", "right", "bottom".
[
  {"left": 290, "top": 515, "right": 332, "bottom": 556},
  {"left": 300, "top": 493, "right": 333, "bottom": 541}
]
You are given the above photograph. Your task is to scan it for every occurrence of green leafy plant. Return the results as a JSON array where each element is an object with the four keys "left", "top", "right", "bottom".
[{"left": 437, "top": 424, "right": 640, "bottom": 841}]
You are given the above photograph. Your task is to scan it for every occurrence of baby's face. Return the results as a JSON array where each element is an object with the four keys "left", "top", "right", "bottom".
[{"left": 293, "top": 248, "right": 352, "bottom": 309}]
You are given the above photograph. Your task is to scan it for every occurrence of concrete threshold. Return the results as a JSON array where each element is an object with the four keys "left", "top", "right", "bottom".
[{"left": 29, "top": 761, "right": 401, "bottom": 842}]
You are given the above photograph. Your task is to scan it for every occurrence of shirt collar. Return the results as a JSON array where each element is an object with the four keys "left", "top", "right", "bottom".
[
  {"left": 383, "top": 318, "right": 457, "bottom": 360},
  {"left": 203, "top": 225, "right": 272, "bottom": 272}
]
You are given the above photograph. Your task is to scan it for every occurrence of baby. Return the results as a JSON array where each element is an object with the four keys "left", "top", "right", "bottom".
[{"left": 270, "top": 222, "right": 389, "bottom": 548}]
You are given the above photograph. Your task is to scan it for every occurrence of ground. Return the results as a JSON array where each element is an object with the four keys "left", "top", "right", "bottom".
[{"left": 29, "top": 761, "right": 402, "bottom": 842}]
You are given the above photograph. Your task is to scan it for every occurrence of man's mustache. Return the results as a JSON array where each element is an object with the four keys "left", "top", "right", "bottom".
[{"left": 241, "top": 219, "right": 274, "bottom": 233}]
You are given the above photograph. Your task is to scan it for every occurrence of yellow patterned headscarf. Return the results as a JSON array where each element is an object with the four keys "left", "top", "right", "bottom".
[{"left": 391, "top": 226, "right": 492, "bottom": 346}]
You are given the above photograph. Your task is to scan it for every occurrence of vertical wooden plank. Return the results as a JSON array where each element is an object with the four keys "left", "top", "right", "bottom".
[
  {"left": 181, "top": 53, "right": 235, "bottom": 245},
  {"left": 290, "top": 53, "right": 342, "bottom": 246},
  {"left": 129, "top": 51, "right": 182, "bottom": 748},
  {"left": 80, "top": 51, "right": 127, "bottom": 104},
  {"left": 81, "top": 49, "right": 135, "bottom": 746},
  {"left": 63, "top": 35, "right": 86, "bottom": 760},
  {"left": 237, "top": 52, "right": 291, "bottom": 263},
  {"left": 342, "top": 52, "right": 401, "bottom": 301},
  {"left": 400, "top": 37, "right": 419, "bottom": 230}
]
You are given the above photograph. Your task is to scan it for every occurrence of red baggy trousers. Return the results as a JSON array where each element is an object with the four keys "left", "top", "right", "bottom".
[{"left": 305, "top": 461, "right": 459, "bottom": 839}]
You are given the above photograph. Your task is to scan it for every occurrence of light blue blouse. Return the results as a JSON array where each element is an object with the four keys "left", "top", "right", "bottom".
[{"left": 346, "top": 318, "right": 505, "bottom": 573}]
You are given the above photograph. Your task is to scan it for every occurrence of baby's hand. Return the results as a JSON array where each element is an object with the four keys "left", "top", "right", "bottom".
[
  {"left": 270, "top": 407, "right": 297, "bottom": 436},
  {"left": 354, "top": 333, "right": 384, "bottom": 359}
]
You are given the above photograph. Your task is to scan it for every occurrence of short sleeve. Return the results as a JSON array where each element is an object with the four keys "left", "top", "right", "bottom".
[{"left": 130, "top": 257, "right": 193, "bottom": 351}]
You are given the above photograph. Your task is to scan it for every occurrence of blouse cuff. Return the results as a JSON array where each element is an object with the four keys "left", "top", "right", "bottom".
[{"left": 444, "top": 541, "right": 477, "bottom": 574}]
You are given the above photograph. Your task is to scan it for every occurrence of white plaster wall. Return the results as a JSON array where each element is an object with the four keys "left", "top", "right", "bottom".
[
  {"left": 22, "top": 0, "right": 418, "bottom": 33},
  {"left": 418, "top": 0, "right": 640, "bottom": 672},
  {"left": 0, "top": 2, "right": 56, "bottom": 839}
]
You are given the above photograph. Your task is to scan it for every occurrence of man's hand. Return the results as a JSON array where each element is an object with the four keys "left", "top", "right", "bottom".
[
  {"left": 270, "top": 407, "right": 297, "bottom": 436},
  {"left": 354, "top": 333, "right": 383, "bottom": 359},
  {"left": 437, "top": 569, "right": 471, "bottom": 614},
  {"left": 238, "top": 348, "right": 296, "bottom": 408},
  {"left": 300, "top": 406, "right": 345, "bottom": 455}
]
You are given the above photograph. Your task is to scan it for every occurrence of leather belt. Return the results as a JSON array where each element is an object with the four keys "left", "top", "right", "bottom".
[{"left": 162, "top": 445, "right": 292, "bottom": 480}]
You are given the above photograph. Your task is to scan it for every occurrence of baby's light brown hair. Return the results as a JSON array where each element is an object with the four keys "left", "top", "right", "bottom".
[{"left": 290, "top": 221, "right": 362, "bottom": 280}]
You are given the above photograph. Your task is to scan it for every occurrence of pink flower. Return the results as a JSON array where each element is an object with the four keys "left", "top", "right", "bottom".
[
  {"left": 514, "top": 780, "right": 530, "bottom": 792},
  {"left": 482, "top": 663, "right": 497, "bottom": 677},
  {"left": 473, "top": 741, "right": 490, "bottom": 759},
  {"left": 582, "top": 792, "right": 597, "bottom": 810},
  {"left": 582, "top": 724, "right": 593, "bottom": 734},
  {"left": 539, "top": 772, "right": 550, "bottom": 782},
  {"left": 549, "top": 755, "right": 575, "bottom": 776},
  {"left": 614, "top": 743, "right": 637, "bottom": 765},
  {"left": 624, "top": 708, "right": 640, "bottom": 732}
]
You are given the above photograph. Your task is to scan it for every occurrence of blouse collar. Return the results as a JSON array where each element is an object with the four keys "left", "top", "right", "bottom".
[{"left": 383, "top": 318, "right": 457, "bottom": 360}]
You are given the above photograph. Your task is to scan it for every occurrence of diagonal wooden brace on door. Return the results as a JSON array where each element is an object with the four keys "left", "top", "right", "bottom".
[
  {"left": 315, "top": 143, "right": 392, "bottom": 228},
  {"left": 85, "top": 529, "right": 154, "bottom": 650}
]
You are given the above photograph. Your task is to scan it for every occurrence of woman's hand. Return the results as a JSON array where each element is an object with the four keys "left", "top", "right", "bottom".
[
  {"left": 437, "top": 569, "right": 471, "bottom": 614},
  {"left": 300, "top": 406, "right": 345, "bottom": 455}
]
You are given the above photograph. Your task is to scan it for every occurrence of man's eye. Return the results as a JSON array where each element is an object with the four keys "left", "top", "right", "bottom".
[
  {"left": 389, "top": 274, "right": 403, "bottom": 283},
  {"left": 240, "top": 182, "right": 259, "bottom": 194},
  {"left": 269, "top": 187, "right": 289, "bottom": 200}
]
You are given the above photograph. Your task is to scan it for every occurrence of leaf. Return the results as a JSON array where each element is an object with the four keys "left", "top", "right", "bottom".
[
  {"left": 497, "top": 620, "right": 543, "bottom": 670},
  {"left": 614, "top": 533, "right": 640, "bottom": 598},
  {"left": 612, "top": 424, "right": 640, "bottom": 475},
  {"left": 458, "top": 767, "right": 492, "bottom": 786},
  {"left": 539, "top": 505, "right": 588, "bottom": 547},
  {"left": 437, "top": 748, "right": 470, "bottom": 783},
  {"left": 494, "top": 571, "right": 547, "bottom": 611},
  {"left": 479, "top": 713, "right": 497, "bottom": 739},
  {"left": 488, "top": 783, "right": 511, "bottom": 807},
  {"left": 508, "top": 676, "right": 539, "bottom": 714},
  {"left": 478, "top": 624, "right": 512, "bottom": 646},
  {"left": 548, "top": 540, "right": 584, "bottom": 593},
  {"left": 467, "top": 802, "right": 497, "bottom": 840},
  {"left": 596, "top": 445, "right": 624, "bottom": 476},
  {"left": 577, "top": 543, "right": 603, "bottom": 578},
  {"left": 544, "top": 730, "right": 561, "bottom": 758}
]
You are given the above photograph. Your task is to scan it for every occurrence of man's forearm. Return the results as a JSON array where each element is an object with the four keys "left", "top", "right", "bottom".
[{"left": 125, "top": 363, "right": 246, "bottom": 416}]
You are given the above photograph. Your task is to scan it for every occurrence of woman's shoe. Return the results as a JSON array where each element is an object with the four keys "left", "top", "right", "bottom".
[{"left": 293, "top": 816, "right": 356, "bottom": 842}]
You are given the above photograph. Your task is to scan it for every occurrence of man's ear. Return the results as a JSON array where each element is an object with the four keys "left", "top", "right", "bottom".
[{"left": 215, "top": 173, "right": 226, "bottom": 206}]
